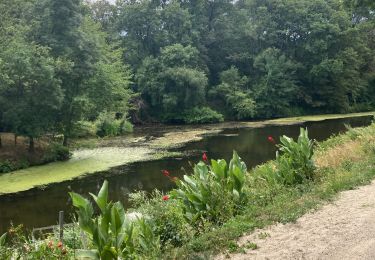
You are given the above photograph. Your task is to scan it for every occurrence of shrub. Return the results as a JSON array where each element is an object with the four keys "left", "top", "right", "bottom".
[
  {"left": 226, "top": 92, "right": 256, "bottom": 120},
  {"left": 0, "top": 160, "right": 17, "bottom": 173},
  {"left": 43, "top": 143, "right": 72, "bottom": 163},
  {"left": 129, "top": 190, "right": 192, "bottom": 248},
  {"left": 0, "top": 159, "right": 29, "bottom": 174},
  {"left": 183, "top": 107, "right": 224, "bottom": 124},
  {"left": 96, "top": 112, "right": 133, "bottom": 137},
  {"left": 120, "top": 120, "right": 134, "bottom": 134},
  {"left": 275, "top": 128, "right": 315, "bottom": 185},
  {"left": 72, "top": 121, "right": 97, "bottom": 138},
  {"left": 70, "top": 180, "right": 160, "bottom": 259},
  {"left": 0, "top": 225, "right": 72, "bottom": 259},
  {"left": 96, "top": 113, "right": 121, "bottom": 137},
  {"left": 171, "top": 151, "right": 247, "bottom": 227}
]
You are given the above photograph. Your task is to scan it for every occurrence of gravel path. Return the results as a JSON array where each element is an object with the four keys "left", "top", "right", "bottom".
[{"left": 216, "top": 180, "right": 375, "bottom": 260}]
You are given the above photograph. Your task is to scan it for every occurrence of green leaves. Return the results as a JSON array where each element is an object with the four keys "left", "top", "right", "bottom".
[
  {"left": 211, "top": 159, "right": 227, "bottom": 180},
  {"left": 276, "top": 128, "right": 316, "bottom": 185},
  {"left": 69, "top": 192, "right": 94, "bottom": 235},
  {"left": 90, "top": 180, "right": 109, "bottom": 214},
  {"left": 70, "top": 180, "right": 160, "bottom": 259},
  {"left": 136, "top": 44, "right": 212, "bottom": 122},
  {"left": 173, "top": 151, "right": 248, "bottom": 226},
  {"left": 0, "top": 35, "right": 63, "bottom": 139},
  {"left": 0, "top": 233, "right": 6, "bottom": 247}
]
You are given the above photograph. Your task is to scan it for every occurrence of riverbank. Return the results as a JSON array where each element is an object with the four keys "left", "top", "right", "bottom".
[
  {"left": 174, "top": 120, "right": 375, "bottom": 258},
  {"left": 1, "top": 115, "right": 374, "bottom": 259},
  {"left": 0, "top": 111, "right": 373, "bottom": 195},
  {"left": 217, "top": 179, "right": 375, "bottom": 259}
]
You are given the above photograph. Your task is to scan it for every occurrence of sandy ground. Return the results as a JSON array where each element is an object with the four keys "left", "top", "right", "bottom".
[{"left": 217, "top": 180, "right": 375, "bottom": 260}]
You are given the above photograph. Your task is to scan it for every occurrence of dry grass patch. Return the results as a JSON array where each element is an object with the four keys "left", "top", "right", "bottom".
[{"left": 314, "top": 140, "right": 364, "bottom": 169}]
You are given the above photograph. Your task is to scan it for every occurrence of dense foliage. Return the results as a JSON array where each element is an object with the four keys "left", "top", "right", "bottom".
[
  {"left": 171, "top": 151, "right": 247, "bottom": 226},
  {"left": 0, "top": 0, "right": 374, "bottom": 147},
  {"left": 0, "top": 0, "right": 132, "bottom": 149},
  {"left": 113, "top": 0, "right": 374, "bottom": 121}
]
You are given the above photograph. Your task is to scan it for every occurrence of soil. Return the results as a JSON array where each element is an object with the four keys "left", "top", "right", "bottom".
[
  {"left": 216, "top": 180, "right": 375, "bottom": 260},
  {"left": 0, "top": 133, "right": 47, "bottom": 164}
]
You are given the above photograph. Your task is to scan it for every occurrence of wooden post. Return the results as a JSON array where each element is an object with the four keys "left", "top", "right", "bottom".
[{"left": 59, "top": 211, "right": 64, "bottom": 243}]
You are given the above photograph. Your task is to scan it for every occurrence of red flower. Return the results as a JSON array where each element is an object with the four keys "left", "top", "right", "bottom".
[
  {"left": 162, "top": 195, "right": 169, "bottom": 201},
  {"left": 57, "top": 241, "right": 63, "bottom": 248},
  {"left": 202, "top": 152, "right": 208, "bottom": 162},
  {"left": 162, "top": 170, "right": 170, "bottom": 177},
  {"left": 267, "top": 136, "right": 275, "bottom": 144}
]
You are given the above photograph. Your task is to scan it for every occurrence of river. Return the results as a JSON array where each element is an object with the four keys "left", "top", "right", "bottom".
[{"left": 0, "top": 115, "right": 372, "bottom": 233}]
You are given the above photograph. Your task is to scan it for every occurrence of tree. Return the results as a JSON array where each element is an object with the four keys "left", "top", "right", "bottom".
[
  {"left": 210, "top": 67, "right": 256, "bottom": 119},
  {"left": 116, "top": 0, "right": 162, "bottom": 69},
  {"left": 0, "top": 37, "right": 63, "bottom": 151},
  {"left": 253, "top": 48, "right": 299, "bottom": 117},
  {"left": 34, "top": 0, "right": 132, "bottom": 145},
  {"left": 136, "top": 44, "right": 208, "bottom": 122}
]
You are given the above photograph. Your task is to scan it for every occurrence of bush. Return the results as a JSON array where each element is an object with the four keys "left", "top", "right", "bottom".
[
  {"left": 0, "top": 225, "right": 72, "bottom": 259},
  {"left": 275, "top": 128, "right": 315, "bottom": 185},
  {"left": 183, "top": 107, "right": 224, "bottom": 124},
  {"left": 96, "top": 112, "right": 133, "bottom": 137},
  {"left": 72, "top": 121, "right": 97, "bottom": 138},
  {"left": 226, "top": 92, "right": 256, "bottom": 120},
  {"left": 43, "top": 143, "right": 72, "bottom": 163},
  {"left": 171, "top": 151, "right": 248, "bottom": 227},
  {"left": 120, "top": 120, "right": 134, "bottom": 134},
  {"left": 0, "top": 160, "right": 29, "bottom": 174},
  {"left": 0, "top": 160, "right": 17, "bottom": 173},
  {"left": 129, "top": 190, "right": 192, "bottom": 248}
]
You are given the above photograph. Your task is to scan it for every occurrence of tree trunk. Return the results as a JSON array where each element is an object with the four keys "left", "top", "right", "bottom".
[
  {"left": 29, "top": 137, "right": 34, "bottom": 152},
  {"left": 63, "top": 135, "right": 68, "bottom": 147}
]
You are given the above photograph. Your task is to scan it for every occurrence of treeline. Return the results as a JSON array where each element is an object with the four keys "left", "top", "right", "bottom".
[
  {"left": 0, "top": 0, "right": 374, "bottom": 146},
  {"left": 0, "top": 0, "right": 132, "bottom": 147},
  {"left": 104, "top": 0, "right": 375, "bottom": 122}
]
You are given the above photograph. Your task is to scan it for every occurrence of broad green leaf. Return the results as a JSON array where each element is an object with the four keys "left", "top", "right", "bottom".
[
  {"left": 0, "top": 233, "right": 6, "bottom": 247},
  {"left": 90, "top": 180, "right": 109, "bottom": 213},
  {"left": 70, "top": 192, "right": 90, "bottom": 209}
]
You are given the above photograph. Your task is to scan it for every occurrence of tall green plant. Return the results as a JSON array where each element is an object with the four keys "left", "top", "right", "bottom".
[
  {"left": 171, "top": 151, "right": 247, "bottom": 226},
  {"left": 70, "top": 180, "right": 160, "bottom": 259},
  {"left": 275, "top": 128, "right": 315, "bottom": 185},
  {"left": 70, "top": 180, "right": 134, "bottom": 259}
]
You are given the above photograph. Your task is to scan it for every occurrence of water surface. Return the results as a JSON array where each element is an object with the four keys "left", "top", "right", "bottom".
[{"left": 0, "top": 116, "right": 372, "bottom": 233}]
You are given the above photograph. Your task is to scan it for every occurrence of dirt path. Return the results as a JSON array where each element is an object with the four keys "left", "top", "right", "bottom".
[{"left": 217, "top": 180, "right": 375, "bottom": 260}]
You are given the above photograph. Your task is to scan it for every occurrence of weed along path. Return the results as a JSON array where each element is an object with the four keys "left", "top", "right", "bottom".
[{"left": 217, "top": 180, "right": 375, "bottom": 260}]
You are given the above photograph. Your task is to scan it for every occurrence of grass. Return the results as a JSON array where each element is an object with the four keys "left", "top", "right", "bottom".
[{"left": 168, "top": 121, "right": 375, "bottom": 259}]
